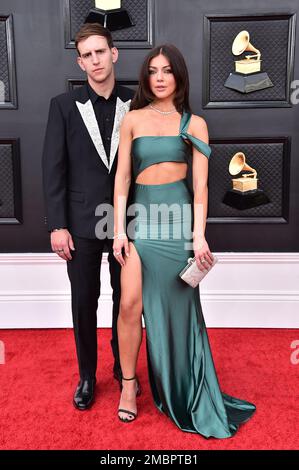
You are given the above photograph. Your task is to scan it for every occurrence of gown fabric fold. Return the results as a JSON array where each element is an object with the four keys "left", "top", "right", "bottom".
[{"left": 129, "top": 112, "right": 256, "bottom": 438}]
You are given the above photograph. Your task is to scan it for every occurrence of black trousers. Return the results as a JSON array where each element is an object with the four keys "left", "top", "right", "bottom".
[{"left": 67, "top": 235, "right": 121, "bottom": 380}]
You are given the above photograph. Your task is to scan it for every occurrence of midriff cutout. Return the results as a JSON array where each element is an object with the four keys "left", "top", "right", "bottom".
[{"left": 135, "top": 161, "right": 188, "bottom": 185}]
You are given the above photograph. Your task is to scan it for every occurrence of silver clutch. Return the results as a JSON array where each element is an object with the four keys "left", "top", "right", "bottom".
[{"left": 179, "top": 255, "right": 218, "bottom": 288}]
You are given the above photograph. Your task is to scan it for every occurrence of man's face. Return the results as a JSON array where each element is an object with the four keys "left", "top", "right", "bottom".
[{"left": 77, "top": 35, "right": 118, "bottom": 84}]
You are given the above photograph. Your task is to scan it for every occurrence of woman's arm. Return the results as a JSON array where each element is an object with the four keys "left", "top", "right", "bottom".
[
  {"left": 190, "top": 115, "right": 214, "bottom": 269},
  {"left": 113, "top": 112, "right": 134, "bottom": 266}
]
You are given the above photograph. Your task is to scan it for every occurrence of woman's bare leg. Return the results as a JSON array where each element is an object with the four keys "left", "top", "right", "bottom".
[{"left": 117, "top": 242, "right": 143, "bottom": 421}]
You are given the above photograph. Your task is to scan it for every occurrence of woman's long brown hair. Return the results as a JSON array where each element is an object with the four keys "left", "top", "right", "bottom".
[{"left": 131, "top": 44, "right": 192, "bottom": 114}]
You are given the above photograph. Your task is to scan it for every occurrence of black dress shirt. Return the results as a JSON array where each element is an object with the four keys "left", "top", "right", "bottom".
[{"left": 87, "top": 82, "right": 117, "bottom": 165}]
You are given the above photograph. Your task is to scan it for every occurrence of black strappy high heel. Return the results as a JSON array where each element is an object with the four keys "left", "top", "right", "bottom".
[{"left": 118, "top": 376, "right": 141, "bottom": 423}]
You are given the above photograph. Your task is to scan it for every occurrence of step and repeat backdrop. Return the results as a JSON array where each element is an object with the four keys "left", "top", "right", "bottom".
[{"left": 0, "top": 0, "right": 298, "bottom": 252}]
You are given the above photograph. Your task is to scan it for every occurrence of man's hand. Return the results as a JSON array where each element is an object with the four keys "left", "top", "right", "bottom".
[{"left": 51, "top": 229, "right": 75, "bottom": 261}]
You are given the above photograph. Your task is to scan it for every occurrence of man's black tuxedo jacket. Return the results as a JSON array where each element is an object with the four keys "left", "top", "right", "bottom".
[{"left": 42, "top": 83, "right": 134, "bottom": 239}]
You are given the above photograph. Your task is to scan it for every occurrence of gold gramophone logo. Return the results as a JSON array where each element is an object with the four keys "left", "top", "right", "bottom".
[
  {"left": 96, "top": 1, "right": 121, "bottom": 9},
  {"left": 224, "top": 30, "right": 274, "bottom": 93},
  {"left": 230, "top": 152, "right": 257, "bottom": 192},
  {"left": 222, "top": 152, "right": 270, "bottom": 210},
  {"left": 85, "top": 1, "right": 134, "bottom": 31}
]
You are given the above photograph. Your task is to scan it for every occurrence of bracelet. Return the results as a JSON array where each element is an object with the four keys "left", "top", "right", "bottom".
[{"left": 113, "top": 232, "right": 127, "bottom": 239}]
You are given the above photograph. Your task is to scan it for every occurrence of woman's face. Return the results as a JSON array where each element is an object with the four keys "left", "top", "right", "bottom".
[{"left": 148, "top": 54, "right": 176, "bottom": 101}]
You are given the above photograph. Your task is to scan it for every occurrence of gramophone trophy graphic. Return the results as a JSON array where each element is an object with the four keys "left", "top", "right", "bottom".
[
  {"left": 85, "top": 1, "right": 134, "bottom": 31},
  {"left": 224, "top": 30, "right": 274, "bottom": 93},
  {"left": 222, "top": 152, "right": 270, "bottom": 210}
]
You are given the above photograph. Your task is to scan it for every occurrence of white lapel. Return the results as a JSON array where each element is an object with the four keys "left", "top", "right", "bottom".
[
  {"left": 109, "top": 98, "right": 131, "bottom": 173},
  {"left": 76, "top": 99, "right": 109, "bottom": 170}
]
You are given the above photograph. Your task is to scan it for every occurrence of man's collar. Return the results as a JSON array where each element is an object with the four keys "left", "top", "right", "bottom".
[{"left": 87, "top": 82, "right": 117, "bottom": 104}]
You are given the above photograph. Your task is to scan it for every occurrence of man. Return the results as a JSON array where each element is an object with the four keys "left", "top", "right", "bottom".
[{"left": 42, "top": 23, "right": 134, "bottom": 410}]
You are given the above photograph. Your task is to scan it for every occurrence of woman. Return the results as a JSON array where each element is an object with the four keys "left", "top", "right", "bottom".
[{"left": 113, "top": 44, "right": 256, "bottom": 438}]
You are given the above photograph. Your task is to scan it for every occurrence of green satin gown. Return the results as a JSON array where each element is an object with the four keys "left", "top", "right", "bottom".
[{"left": 130, "top": 112, "right": 256, "bottom": 439}]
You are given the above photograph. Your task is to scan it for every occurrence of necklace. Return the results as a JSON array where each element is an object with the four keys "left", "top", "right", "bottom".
[{"left": 149, "top": 104, "right": 176, "bottom": 115}]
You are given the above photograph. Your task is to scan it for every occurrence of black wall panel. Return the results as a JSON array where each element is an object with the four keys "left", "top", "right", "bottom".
[{"left": 0, "top": 0, "right": 298, "bottom": 252}]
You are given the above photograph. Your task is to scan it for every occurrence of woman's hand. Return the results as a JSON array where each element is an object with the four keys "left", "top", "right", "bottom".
[
  {"left": 193, "top": 237, "right": 214, "bottom": 272},
  {"left": 113, "top": 235, "right": 130, "bottom": 267}
]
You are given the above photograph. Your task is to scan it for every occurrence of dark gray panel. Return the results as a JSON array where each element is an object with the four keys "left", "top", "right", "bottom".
[
  {"left": 208, "top": 137, "right": 290, "bottom": 223},
  {"left": 0, "top": 19, "right": 9, "bottom": 102},
  {"left": 203, "top": 13, "right": 296, "bottom": 108},
  {"left": 64, "top": 0, "right": 154, "bottom": 48},
  {"left": 0, "top": 15, "right": 17, "bottom": 109},
  {"left": 0, "top": 139, "right": 22, "bottom": 224},
  {"left": 0, "top": 0, "right": 298, "bottom": 252}
]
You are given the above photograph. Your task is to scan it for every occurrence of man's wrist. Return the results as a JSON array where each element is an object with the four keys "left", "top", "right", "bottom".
[{"left": 51, "top": 227, "right": 67, "bottom": 233}]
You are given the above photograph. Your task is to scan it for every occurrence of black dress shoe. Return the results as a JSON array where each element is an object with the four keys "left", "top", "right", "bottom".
[{"left": 73, "top": 378, "right": 96, "bottom": 411}]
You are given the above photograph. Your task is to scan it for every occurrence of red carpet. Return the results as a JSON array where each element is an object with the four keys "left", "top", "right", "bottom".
[{"left": 0, "top": 328, "right": 298, "bottom": 450}]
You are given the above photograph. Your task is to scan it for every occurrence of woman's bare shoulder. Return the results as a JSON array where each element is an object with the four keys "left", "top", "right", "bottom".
[
  {"left": 190, "top": 114, "right": 208, "bottom": 129},
  {"left": 122, "top": 108, "right": 148, "bottom": 127},
  {"left": 129, "top": 108, "right": 148, "bottom": 119},
  {"left": 189, "top": 114, "right": 208, "bottom": 137}
]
